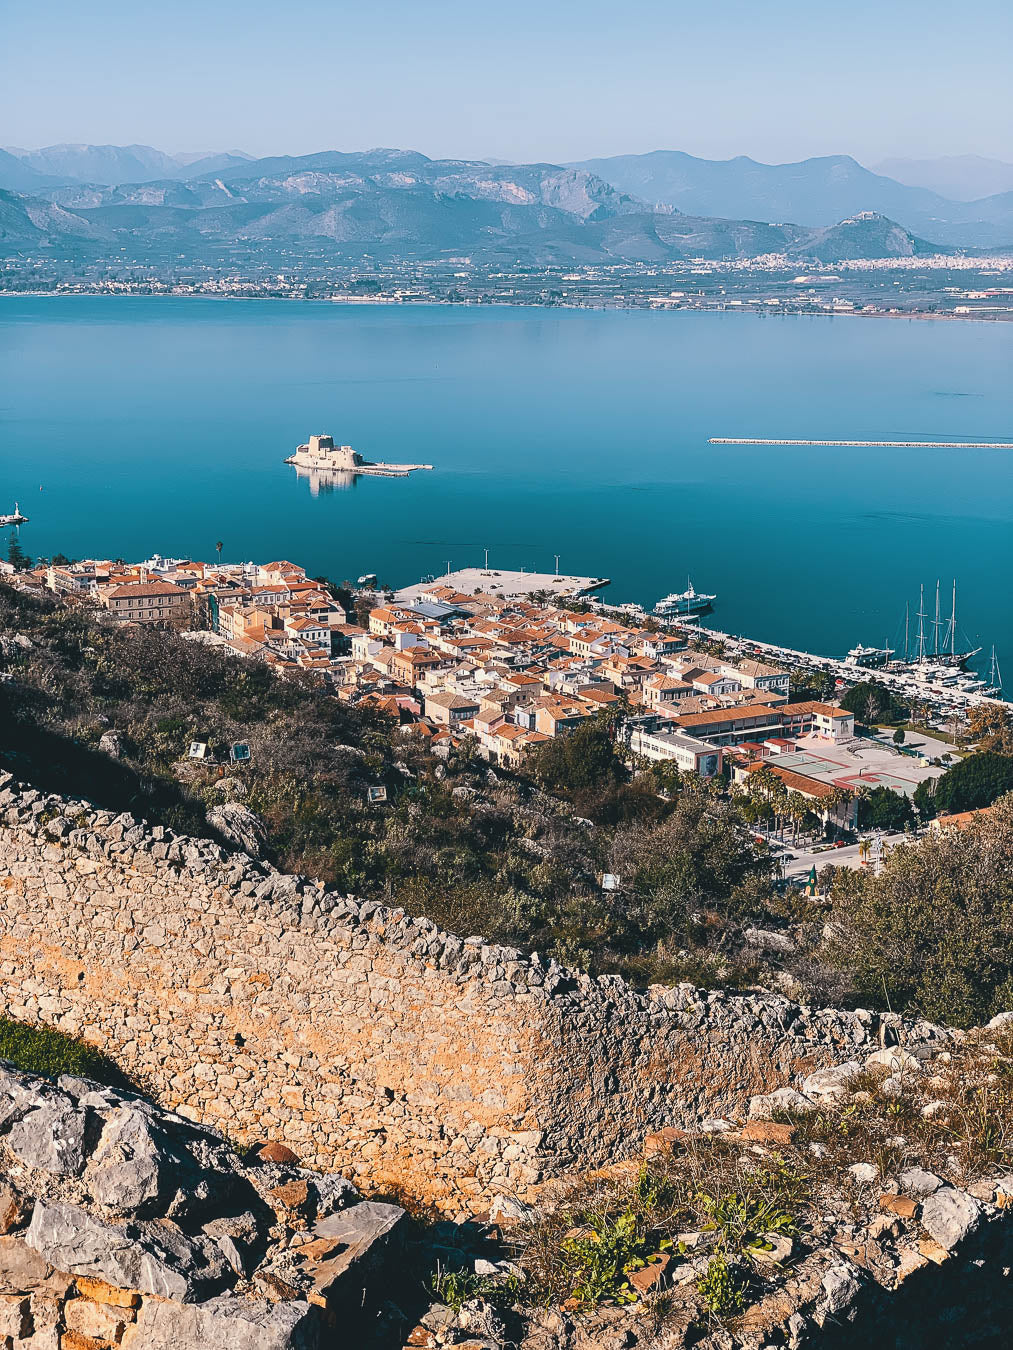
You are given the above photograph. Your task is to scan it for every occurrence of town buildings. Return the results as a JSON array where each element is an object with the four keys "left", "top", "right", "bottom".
[{"left": 8, "top": 552, "right": 942, "bottom": 829}]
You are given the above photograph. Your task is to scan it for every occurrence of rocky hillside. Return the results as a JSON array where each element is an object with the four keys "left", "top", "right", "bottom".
[{"left": 0, "top": 146, "right": 942, "bottom": 263}]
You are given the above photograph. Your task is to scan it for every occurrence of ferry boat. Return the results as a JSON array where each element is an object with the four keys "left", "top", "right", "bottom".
[
  {"left": 0, "top": 502, "right": 28, "bottom": 527},
  {"left": 654, "top": 578, "right": 716, "bottom": 618}
]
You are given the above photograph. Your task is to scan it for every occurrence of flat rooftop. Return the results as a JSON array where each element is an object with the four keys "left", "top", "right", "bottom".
[
  {"left": 395, "top": 568, "right": 609, "bottom": 604},
  {"left": 771, "top": 736, "right": 944, "bottom": 798}
]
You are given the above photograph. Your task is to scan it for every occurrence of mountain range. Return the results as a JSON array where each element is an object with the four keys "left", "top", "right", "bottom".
[
  {"left": 567, "top": 152, "right": 1013, "bottom": 248},
  {"left": 3, "top": 144, "right": 1011, "bottom": 249},
  {"left": 2, "top": 145, "right": 1009, "bottom": 266},
  {"left": 0, "top": 147, "right": 945, "bottom": 266},
  {"left": 1, "top": 143, "right": 253, "bottom": 189}
]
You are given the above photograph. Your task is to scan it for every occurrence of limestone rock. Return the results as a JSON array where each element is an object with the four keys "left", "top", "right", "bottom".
[
  {"left": 123, "top": 1292, "right": 318, "bottom": 1349},
  {"left": 208, "top": 804, "right": 268, "bottom": 858},
  {"left": 897, "top": 1167, "right": 944, "bottom": 1197},
  {"left": 7, "top": 1101, "right": 88, "bottom": 1177},
  {"left": 98, "top": 731, "right": 126, "bottom": 758},
  {"left": 26, "top": 1202, "right": 229, "bottom": 1302},
  {"left": 87, "top": 1107, "right": 166, "bottom": 1212},
  {"left": 820, "top": 1262, "right": 861, "bottom": 1316},
  {"left": 919, "top": 1188, "right": 982, "bottom": 1251},
  {"left": 801, "top": 1061, "right": 862, "bottom": 1100},
  {"left": 748, "top": 1087, "right": 816, "bottom": 1119}
]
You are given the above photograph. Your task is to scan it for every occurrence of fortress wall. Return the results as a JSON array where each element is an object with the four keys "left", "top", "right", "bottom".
[{"left": 0, "top": 773, "right": 937, "bottom": 1210}]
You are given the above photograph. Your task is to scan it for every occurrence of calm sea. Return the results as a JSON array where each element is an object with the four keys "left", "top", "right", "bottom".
[{"left": 2, "top": 298, "right": 1011, "bottom": 669}]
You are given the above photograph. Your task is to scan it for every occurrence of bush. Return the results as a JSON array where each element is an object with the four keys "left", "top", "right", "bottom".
[
  {"left": 826, "top": 795, "right": 1013, "bottom": 1026},
  {"left": 0, "top": 1018, "right": 132, "bottom": 1090}
]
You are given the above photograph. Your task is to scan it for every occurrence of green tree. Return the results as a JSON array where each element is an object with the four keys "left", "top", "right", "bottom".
[
  {"left": 892, "top": 728, "right": 906, "bottom": 746},
  {"left": 531, "top": 721, "right": 625, "bottom": 797},
  {"left": 914, "top": 752, "right": 1013, "bottom": 819},
  {"left": 6, "top": 537, "right": 31, "bottom": 571},
  {"left": 857, "top": 786, "right": 914, "bottom": 831},
  {"left": 839, "top": 680, "right": 906, "bottom": 726}
]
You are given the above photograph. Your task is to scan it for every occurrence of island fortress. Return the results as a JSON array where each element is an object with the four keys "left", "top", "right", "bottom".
[{"left": 286, "top": 433, "right": 432, "bottom": 478}]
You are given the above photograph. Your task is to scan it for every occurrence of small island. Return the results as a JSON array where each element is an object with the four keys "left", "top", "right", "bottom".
[{"left": 286, "top": 434, "right": 433, "bottom": 479}]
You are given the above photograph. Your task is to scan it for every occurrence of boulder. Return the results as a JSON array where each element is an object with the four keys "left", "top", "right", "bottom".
[
  {"left": 919, "top": 1188, "right": 982, "bottom": 1251},
  {"left": 207, "top": 803, "right": 268, "bottom": 857},
  {"left": 123, "top": 1293, "right": 319, "bottom": 1349},
  {"left": 748, "top": 1087, "right": 817, "bottom": 1119},
  {"left": 897, "top": 1167, "right": 944, "bottom": 1197},
  {"left": 98, "top": 731, "right": 126, "bottom": 758},
  {"left": 7, "top": 1101, "right": 88, "bottom": 1177},
  {"left": 801, "top": 1061, "right": 862, "bottom": 1100},
  {"left": 26, "top": 1202, "right": 229, "bottom": 1302},
  {"left": 820, "top": 1262, "right": 861, "bottom": 1316},
  {"left": 866, "top": 1047, "right": 922, "bottom": 1075},
  {"left": 744, "top": 927, "right": 796, "bottom": 954},
  {"left": 88, "top": 1107, "right": 166, "bottom": 1212}
]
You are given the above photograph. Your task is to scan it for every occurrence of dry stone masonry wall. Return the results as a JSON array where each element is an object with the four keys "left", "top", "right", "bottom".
[{"left": 0, "top": 773, "right": 947, "bottom": 1210}]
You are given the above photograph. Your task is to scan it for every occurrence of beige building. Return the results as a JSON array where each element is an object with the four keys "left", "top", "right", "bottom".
[{"left": 96, "top": 579, "right": 190, "bottom": 627}]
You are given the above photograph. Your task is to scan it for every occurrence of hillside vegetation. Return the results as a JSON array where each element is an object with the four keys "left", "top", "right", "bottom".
[{"left": 2, "top": 582, "right": 1011, "bottom": 1025}]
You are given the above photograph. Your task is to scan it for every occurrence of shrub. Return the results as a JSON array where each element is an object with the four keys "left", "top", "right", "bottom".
[{"left": 0, "top": 1018, "right": 132, "bottom": 1090}]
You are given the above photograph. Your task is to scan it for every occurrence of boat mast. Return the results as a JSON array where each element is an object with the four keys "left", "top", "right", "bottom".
[
  {"left": 950, "top": 579, "right": 957, "bottom": 659},
  {"left": 932, "top": 579, "right": 942, "bottom": 657},
  {"left": 916, "top": 585, "right": 927, "bottom": 663}
]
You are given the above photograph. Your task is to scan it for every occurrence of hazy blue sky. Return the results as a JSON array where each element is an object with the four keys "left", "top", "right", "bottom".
[{"left": 5, "top": 0, "right": 1010, "bottom": 164}]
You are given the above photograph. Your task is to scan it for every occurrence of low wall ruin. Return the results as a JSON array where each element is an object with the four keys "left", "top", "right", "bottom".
[{"left": 0, "top": 773, "right": 942, "bottom": 1209}]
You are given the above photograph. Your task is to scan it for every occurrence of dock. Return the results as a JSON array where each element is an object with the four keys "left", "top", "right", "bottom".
[
  {"left": 395, "top": 567, "right": 610, "bottom": 605},
  {"left": 709, "top": 438, "right": 1013, "bottom": 449}
]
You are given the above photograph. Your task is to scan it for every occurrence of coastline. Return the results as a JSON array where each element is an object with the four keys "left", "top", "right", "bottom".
[{"left": 0, "top": 290, "right": 1010, "bottom": 323}]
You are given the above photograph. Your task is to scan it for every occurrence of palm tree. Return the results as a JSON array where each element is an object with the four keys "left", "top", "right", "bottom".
[{"left": 215, "top": 541, "right": 223, "bottom": 567}]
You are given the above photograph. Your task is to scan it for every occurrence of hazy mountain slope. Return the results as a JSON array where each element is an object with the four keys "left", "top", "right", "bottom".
[
  {"left": 568, "top": 150, "right": 1013, "bottom": 246},
  {"left": 875, "top": 155, "right": 1013, "bottom": 202},
  {"left": 0, "top": 149, "right": 63, "bottom": 193},
  {"left": 0, "top": 189, "right": 111, "bottom": 244},
  {"left": 7, "top": 144, "right": 254, "bottom": 186}
]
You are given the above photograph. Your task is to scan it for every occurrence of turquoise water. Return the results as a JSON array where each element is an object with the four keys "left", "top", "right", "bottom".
[{"left": 2, "top": 298, "right": 1011, "bottom": 666}]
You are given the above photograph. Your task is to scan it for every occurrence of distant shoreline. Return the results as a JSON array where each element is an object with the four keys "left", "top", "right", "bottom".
[{"left": 0, "top": 291, "right": 1010, "bottom": 323}]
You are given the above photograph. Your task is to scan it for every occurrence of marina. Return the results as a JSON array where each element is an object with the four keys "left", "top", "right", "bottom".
[{"left": 670, "top": 618, "right": 1006, "bottom": 713}]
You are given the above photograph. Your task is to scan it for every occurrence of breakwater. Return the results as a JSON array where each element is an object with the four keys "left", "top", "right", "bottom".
[{"left": 709, "top": 438, "right": 1013, "bottom": 448}]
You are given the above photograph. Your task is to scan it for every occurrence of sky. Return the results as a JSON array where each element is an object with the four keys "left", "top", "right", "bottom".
[{"left": 4, "top": 0, "right": 1011, "bottom": 165}]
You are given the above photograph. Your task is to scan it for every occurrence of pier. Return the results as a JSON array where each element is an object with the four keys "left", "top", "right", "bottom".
[{"left": 709, "top": 438, "right": 1013, "bottom": 449}]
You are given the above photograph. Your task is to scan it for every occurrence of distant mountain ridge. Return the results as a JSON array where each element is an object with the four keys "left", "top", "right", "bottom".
[
  {"left": 1, "top": 142, "right": 1011, "bottom": 247},
  {"left": 0, "top": 143, "right": 941, "bottom": 266},
  {"left": 2, "top": 143, "right": 253, "bottom": 187},
  {"left": 567, "top": 151, "right": 1013, "bottom": 247},
  {"left": 873, "top": 155, "right": 1013, "bottom": 202}
]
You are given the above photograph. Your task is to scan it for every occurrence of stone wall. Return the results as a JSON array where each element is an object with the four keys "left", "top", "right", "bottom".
[{"left": 0, "top": 773, "right": 945, "bottom": 1210}]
